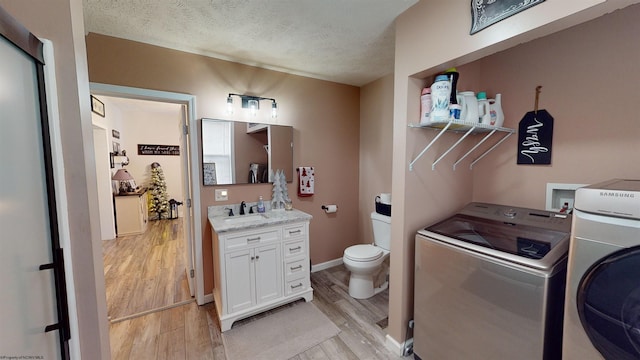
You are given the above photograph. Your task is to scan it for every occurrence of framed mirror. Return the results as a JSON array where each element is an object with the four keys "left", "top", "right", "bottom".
[{"left": 201, "top": 118, "right": 293, "bottom": 185}]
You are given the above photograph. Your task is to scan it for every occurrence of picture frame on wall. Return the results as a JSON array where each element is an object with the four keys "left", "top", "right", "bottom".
[
  {"left": 203, "top": 163, "right": 217, "bottom": 186},
  {"left": 470, "top": 0, "right": 546, "bottom": 35},
  {"left": 112, "top": 141, "right": 120, "bottom": 155},
  {"left": 91, "top": 95, "right": 105, "bottom": 117}
]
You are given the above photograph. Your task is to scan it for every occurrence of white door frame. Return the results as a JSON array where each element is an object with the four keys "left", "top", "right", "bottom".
[
  {"left": 89, "top": 83, "right": 205, "bottom": 305},
  {"left": 92, "top": 125, "right": 116, "bottom": 240}
]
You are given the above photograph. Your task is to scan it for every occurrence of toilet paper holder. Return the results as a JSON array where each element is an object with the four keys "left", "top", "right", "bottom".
[{"left": 321, "top": 204, "right": 338, "bottom": 213}]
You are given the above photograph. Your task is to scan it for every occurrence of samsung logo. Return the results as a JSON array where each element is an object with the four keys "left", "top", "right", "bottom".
[{"left": 599, "top": 191, "right": 635, "bottom": 198}]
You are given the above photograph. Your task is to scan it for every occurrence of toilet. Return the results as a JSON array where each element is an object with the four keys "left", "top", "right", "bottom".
[{"left": 343, "top": 212, "right": 391, "bottom": 299}]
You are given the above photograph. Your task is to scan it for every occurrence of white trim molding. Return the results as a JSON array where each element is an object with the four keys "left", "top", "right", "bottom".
[{"left": 311, "top": 258, "right": 343, "bottom": 273}]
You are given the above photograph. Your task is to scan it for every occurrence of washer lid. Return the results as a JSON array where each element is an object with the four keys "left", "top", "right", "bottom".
[{"left": 345, "top": 244, "right": 382, "bottom": 261}]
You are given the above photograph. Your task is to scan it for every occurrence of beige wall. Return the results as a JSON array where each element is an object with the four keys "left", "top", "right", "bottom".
[
  {"left": 118, "top": 104, "right": 185, "bottom": 203},
  {"left": 470, "top": 6, "right": 640, "bottom": 207},
  {"left": 1, "top": 0, "right": 110, "bottom": 358},
  {"left": 85, "top": 33, "right": 361, "bottom": 294},
  {"left": 359, "top": 74, "right": 394, "bottom": 245},
  {"left": 390, "top": 0, "right": 640, "bottom": 347}
]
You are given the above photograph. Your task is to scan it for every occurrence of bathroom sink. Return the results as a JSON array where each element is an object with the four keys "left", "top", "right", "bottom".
[{"left": 223, "top": 214, "right": 267, "bottom": 224}]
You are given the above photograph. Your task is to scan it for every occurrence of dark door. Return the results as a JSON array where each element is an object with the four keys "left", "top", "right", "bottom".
[{"left": 578, "top": 246, "right": 640, "bottom": 360}]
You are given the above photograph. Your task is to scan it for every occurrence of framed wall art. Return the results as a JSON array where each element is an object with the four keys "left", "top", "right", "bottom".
[
  {"left": 470, "top": 0, "right": 545, "bottom": 35},
  {"left": 203, "top": 163, "right": 217, "bottom": 186},
  {"left": 91, "top": 95, "right": 105, "bottom": 117}
]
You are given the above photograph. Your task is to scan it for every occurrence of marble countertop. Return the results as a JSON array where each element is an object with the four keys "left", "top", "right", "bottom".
[{"left": 208, "top": 208, "right": 312, "bottom": 233}]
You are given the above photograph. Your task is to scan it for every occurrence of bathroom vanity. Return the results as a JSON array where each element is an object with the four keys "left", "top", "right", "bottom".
[{"left": 209, "top": 209, "right": 313, "bottom": 331}]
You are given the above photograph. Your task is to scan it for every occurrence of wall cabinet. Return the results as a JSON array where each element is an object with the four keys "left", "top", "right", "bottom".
[
  {"left": 114, "top": 188, "right": 148, "bottom": 236},
  {"left": 211, "top": 218, "right": 312, "bottom": 331}
]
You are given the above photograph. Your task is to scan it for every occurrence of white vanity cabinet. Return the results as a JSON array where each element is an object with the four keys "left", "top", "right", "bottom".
[{"left": 210, "top": 212, "right": 313, "bottom": 331}]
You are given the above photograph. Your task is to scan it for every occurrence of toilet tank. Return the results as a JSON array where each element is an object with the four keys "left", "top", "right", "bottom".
[{"left": 371, "top": 212, "right": 391, "bottom": 251}]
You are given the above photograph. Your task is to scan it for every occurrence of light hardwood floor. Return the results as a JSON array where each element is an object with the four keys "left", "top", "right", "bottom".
[
  {"left": 108, "top": 264, "right": 413, "bottom": 359},
  {"left": 103, "top": 218, "right": 192, "bottom": 321}
]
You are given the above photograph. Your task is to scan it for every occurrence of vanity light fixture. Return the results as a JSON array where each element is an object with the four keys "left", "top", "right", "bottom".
[
  {"left": 226, "top": 93, "right": 278, "bottom": 118},
  {"left": 226, "top": 95, "right": 234, "bottom": 115}
]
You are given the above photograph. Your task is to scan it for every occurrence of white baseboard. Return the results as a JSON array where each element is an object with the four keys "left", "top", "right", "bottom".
[
  {"left": 203, "top": 293, "right": 214, "bottom": 304},
  {"left": 311, "top": 258, "right": 343, "bottom": 272},
  {"left": 386, "top": 334, "right": 413, "bottom": 357}
]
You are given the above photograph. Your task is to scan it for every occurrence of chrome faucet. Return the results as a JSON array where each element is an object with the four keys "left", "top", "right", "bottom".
[{"left": 240, "top": 201, "right": 246, "bottom": 215}]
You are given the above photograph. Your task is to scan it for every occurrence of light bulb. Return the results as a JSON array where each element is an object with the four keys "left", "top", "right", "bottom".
[
  {"left": 226, "top": 95, "right": 233, "bottom": 115},
  {"left": 248, "top": 99, "right": 258, "bottom": 116},
  {"left": 271, "top": 101, "right": 278, "bottom": 118}
]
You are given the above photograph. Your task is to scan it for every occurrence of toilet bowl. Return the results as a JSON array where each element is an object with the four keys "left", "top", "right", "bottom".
[{"left": 343, "top": 212, "right": 391, "bottom": 299}]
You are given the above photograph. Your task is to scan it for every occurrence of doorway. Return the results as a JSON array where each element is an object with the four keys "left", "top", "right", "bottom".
[{"left": 89, "top": 84, "right": 204, "bottom": 321}]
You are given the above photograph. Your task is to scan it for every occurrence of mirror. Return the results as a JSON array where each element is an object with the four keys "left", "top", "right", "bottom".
[{"left": 201, "top": 118, "right": 293, "bottom": 185}]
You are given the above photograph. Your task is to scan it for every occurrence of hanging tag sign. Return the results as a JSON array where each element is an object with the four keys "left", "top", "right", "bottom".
[{"left": 517, "top": 110, "right": 553, "bottom": 165}]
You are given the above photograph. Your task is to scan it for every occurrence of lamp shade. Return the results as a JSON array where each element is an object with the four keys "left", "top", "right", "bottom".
[{"left": 112, "top": 169, "right": 133, "bottom": 181}]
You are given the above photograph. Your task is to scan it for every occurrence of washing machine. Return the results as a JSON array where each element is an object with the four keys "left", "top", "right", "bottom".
[
  {"left": 562, "top": 179, "right": 640, "bottom": 359},
  {"left": 414, "top": 202, "right": 572, "bottom": 360}
]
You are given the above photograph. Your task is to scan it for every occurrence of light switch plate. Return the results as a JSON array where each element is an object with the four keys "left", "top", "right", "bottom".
[{"left": 215, "top": 189, "right": 228, "bottom": 201}]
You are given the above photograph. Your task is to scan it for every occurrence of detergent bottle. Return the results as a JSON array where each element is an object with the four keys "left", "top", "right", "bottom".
[{"left": 488, "top": 94, "right": 504, "bottom": 127}]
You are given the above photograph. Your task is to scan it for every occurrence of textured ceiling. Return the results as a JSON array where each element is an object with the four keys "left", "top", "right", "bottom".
[{"left": 82, "top": 0, "right": 417, "bottom": 86}]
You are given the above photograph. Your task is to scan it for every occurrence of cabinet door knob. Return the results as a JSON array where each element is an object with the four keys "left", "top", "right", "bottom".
[
  {"left": 250, "top": 256, "right": 255, "bottom": 261},
  {"left": 255, "top": 255, "right": 260, "bottom": 260}
]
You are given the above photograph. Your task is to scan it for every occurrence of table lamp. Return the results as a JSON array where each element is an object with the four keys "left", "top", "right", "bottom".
[{"left": 112, "top": 168, "right": 133, "bottom": 195}]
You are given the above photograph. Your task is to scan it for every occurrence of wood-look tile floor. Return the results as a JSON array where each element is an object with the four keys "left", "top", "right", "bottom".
[
  {"left": 103, "top": 218, "right": 192, "bottom": 321},
  {"left": 108, "top": 264, "right": 414, "bottom": 359}
]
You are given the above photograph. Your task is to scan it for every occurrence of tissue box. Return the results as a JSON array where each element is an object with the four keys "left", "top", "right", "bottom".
[{"left": 375, "top": 202, "right": 391, "bottom": 216}]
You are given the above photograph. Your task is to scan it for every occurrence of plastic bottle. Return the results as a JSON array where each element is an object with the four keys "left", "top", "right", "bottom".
[
  {"left": 488, "top": 94, "right": 504, "bottom": 127},
  {"left": 430, "top": 75, "right": 451, "bottom": 122},
  {"left": 257, "top": 196, "right": 265, "bottom": 213},
  {"left": 444, "top": 68, "right": 459, "bottom": 105},
  {"left": 477, "top": 91, "right": 491, "bottom": 124},
  {"left": 420, "top": 87, "right": 432, "bottom": 124}
]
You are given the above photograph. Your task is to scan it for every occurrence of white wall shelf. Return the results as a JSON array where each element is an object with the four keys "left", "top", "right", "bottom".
[{"left": 409, "top": 120, "right": 515, "bottom": 171}]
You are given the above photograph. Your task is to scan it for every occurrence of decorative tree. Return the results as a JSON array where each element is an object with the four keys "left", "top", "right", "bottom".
[
  {"left": 271, "top": 169, "right": 285, "bottom": 209},
  {"left": 280, "top": 170, "right": 290, "bottom": 201},
  {"left": 148, "top": 162, "right": 169, "bottom": 220}
]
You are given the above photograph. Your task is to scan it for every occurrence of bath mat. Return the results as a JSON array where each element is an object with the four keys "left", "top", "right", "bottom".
[{"left": 222, "top": 301, "right": 340, "bottom": 360}]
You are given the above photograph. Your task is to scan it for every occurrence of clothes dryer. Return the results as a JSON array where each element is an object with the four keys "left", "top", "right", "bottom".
[{"left": 563, "top": 179, "right": 640, "bottom": 360}]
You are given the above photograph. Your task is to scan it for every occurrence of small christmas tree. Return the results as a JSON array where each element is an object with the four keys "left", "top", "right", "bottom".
[
  {"left": 271, "top": 169, "right": 284, "bottom": 209},
  {"left": 148, "top": 162, "right": 169, "bottom": 220}
]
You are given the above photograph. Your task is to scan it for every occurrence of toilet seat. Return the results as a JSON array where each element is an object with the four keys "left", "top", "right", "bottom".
[{"left": 344, "top": 244, "right": 383, "bottom": 262}]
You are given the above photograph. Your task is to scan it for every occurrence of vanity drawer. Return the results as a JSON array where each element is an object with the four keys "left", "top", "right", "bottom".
[
  {"left": 283, "top": 239, "right": 306, "bottom": 259},
  {"left": 283, "top": 223, "right": 306, "bottom": 240},
  {"left": 284, "top": 258, "right": 308, "bottom": 282},
  {"left": 224, "top": 228, "right": 280, "bottom": 250},
  {"left": 285, "top": 277, "right": 309, "bottom": 296}
]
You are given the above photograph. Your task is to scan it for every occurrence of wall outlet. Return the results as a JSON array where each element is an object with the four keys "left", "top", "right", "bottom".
[{"left": 215, "top": 189, "right": 228, "bottom": 201}]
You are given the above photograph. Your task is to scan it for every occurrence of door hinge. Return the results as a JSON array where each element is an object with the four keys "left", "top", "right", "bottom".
[
  {"left": 183, "top": 124, "right": 189, "bottom": 135},
  {"left": 186, "top": 198, "right": 192, "bottom": 208},
  {"left": 190, "top": 269, "right": 195, "bottom": 278}
]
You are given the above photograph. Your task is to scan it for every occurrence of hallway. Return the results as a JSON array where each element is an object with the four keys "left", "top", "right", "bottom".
[{"left": 103, "top": 218, "right": 192, "bottom": 321}]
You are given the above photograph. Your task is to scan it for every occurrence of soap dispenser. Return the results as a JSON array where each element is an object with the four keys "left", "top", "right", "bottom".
[{"left": 257, "top": 196, "right": 265, "bottom": 213}]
